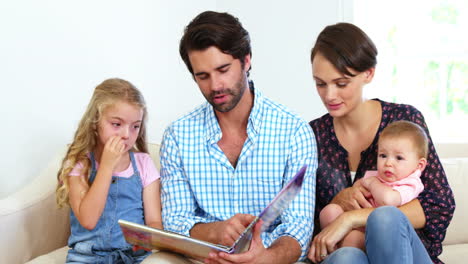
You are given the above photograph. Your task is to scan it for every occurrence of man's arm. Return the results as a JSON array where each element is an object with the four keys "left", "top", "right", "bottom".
[
  {"left": 160, "top": 128, "right": 215, "bottom": 235},
  {"left": 263, "top": 122, "right": 317, "bottom": 261}
]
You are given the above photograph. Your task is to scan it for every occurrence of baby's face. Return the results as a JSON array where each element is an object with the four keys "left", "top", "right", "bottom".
[{"left": 377, "top": 137, "right": 422, "bottom": 182}]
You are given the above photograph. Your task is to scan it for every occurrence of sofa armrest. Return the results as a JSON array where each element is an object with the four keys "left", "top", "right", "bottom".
[
  {"left": 441, "top": 157, "right": 468, "bottom": 246},
  {"left": 0, "top": 146, "right": 70, "bottom": 264}
]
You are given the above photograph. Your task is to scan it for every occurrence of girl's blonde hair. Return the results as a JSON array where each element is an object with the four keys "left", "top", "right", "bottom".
[{"left": 56, "top": 78, "right": 148, "bottom": 208}]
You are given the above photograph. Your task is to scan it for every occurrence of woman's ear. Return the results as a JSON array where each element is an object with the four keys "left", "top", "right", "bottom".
[
  {"left": 417, "top": 157, "right": 427, "bottom": 171},
  {"left": 364, "top": 67, "right": 376, "bottom": 83}
]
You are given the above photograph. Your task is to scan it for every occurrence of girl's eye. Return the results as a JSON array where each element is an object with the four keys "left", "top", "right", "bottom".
[
  {"left": 133, "top": 125, "right": 141, "bottom": 129},
  {"left": 396, "top": 155, "right": 405, "bottom": 161},
  {"left": 378, "top": 153, "right": 386, "bottom": 158}
]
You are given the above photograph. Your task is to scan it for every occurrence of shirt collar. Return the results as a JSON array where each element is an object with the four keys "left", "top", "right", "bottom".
[{"left": 205, "top": 81, "right": 263, "bottom": 143}]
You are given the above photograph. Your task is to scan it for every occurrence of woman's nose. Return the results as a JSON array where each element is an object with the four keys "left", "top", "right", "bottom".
[{"left": 325, "top": 86, "right": 337, "bottom": 100}]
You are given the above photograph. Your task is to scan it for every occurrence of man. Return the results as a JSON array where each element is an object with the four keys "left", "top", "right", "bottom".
[{"left": 150, "top": 11, "right": 317, "bottom": 264}]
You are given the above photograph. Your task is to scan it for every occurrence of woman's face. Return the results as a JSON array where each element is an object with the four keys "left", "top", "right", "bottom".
[{"left": 311, "top": 52, "right": 374, "bottom": 118}]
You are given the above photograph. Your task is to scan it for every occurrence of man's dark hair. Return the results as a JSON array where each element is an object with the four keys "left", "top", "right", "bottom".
[{"left": 179, "top": 11, "right": 252, "bottom": 75}]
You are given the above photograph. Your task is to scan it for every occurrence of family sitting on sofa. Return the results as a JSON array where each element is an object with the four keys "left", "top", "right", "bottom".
[{"left": 48, "top": 10, "right": 455, "bottom": 264}]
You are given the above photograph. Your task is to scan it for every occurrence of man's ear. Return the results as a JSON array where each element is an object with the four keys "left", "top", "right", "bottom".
[
  {"left": 242, "top": 54, "right": 252, "bottom": 73},
  {"left": 364, "top": 67, "right": 375, "bottom": 83},
  {"left": 417, "top": 158, "right": 427, "bottom": 171}
]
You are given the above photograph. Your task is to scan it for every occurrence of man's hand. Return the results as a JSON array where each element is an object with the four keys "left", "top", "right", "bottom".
[
  {"left": 331, "top": 183, "right": 372, "bottom": 211},
  {"left": 191, "top": 214, "right": 256, "bottom": 246},
  {"left": 205, "top": 220, "right": 270, "bottom": 264}
]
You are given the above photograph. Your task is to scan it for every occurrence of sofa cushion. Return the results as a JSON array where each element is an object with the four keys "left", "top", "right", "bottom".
[
  {"left": 439, "top": 243, "right": 468, "bottom": 264},
  {"left": 0, "top": 145, "right": 70, "bottom": 264},
  {"left": 440, "top": 158, "right": 468, "bottom": 245},
  {"left": 26, "top": 246, "right": 68, "bottom": 264}
]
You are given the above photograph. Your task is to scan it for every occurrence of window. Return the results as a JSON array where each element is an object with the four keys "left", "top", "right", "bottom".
[{"left": 353, "top": 0, "right": 468, "bottom": 142}]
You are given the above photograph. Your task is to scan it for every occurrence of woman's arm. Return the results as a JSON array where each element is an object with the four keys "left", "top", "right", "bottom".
[{"left": 309, "top": 207, "right": 374, "bottom": 263}]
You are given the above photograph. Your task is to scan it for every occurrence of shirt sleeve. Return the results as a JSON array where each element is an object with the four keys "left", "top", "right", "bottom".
[
  {"left": 69, "top": 162, "right": 84, "bottom": 177},
  {"left": 408, "top": 107, "right": 455, "bottom": 256},
  {"left": 139, "top": 153, "right": 160, "bottom": 188},
  {"left": 262, "top": 121, "right": 317, "bottom": 261},
  {"left": 391, "top": 174, "right": 424, "bottom": 205},
  {"left": 159, "top": 126, "right": 215, "bottom": 236}
]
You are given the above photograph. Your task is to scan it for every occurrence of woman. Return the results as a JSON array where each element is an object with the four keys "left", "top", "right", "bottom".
[{"left": 308, "top": 23, "right": 455, "bottom": 264}]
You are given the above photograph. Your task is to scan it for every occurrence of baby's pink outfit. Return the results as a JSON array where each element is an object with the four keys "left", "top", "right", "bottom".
[{"left": 363, "top": 170, "right": 424, "bottom": 207}]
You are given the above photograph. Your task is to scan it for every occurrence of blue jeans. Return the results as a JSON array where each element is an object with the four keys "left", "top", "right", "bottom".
[{"left": 321, "top": 206, "right": 432, "bottom": 264}]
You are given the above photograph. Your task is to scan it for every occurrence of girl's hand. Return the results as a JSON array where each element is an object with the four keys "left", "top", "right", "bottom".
[
  {"left": 100, "top": 135, "right": 125, "bottom": 170},
  {"left": 308, "top": 212, "right": 354, "bottom": 263}
]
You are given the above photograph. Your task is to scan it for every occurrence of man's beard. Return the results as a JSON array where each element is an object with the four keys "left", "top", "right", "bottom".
[{"left": 207, "top": 73, "right": 247, "bottom": 113}]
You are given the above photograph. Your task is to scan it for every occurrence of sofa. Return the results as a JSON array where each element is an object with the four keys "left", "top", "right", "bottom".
[{"left": 0, "top": 143, "right": 466, "bottom": 264}]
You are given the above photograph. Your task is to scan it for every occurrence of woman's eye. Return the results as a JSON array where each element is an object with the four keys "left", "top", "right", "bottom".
[
  {"left": 315, "top": 82, "right": 326, "bottom": 87},
  {"left": 337, "top": 83, "right": 348, "bottom": 88},
  {"left": 112, "top": 123, "right": 121, "bottom": 127},
  {"left": 134, "top": 125, "right": 141, "bottom": 129}
]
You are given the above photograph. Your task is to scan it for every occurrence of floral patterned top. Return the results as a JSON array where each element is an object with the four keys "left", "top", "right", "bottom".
[{"left": 309, "top": 99, "right": 455, "bottom": 263}]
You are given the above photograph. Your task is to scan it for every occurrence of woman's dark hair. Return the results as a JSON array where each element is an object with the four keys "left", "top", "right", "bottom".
[
  {"left": 179, "top": 11, "right": 252, "bottom": 75},
  {"left": 311, "top": 23, "right": 378, "bottom": 76}
]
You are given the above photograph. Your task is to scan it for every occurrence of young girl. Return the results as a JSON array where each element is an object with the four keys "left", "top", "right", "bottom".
[
  {"left": 56, "top": 78, "right": 162, "bottom": 264},
  {"left": 319, "top": 120, "right": 428, "bottom": 251}
]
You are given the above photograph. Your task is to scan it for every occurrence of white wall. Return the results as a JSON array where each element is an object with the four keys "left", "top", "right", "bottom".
[{"left": 0, "top": 0, "right": 350, "bottom": 198}]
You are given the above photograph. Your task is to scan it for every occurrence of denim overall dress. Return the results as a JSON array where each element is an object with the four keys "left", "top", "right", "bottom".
[{"left": 66, "top": 152, "right": 150, "bottom": 264}]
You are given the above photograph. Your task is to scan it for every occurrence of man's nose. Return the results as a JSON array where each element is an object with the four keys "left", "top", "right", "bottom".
[{"left": 210, "top": 74, "right": 223, "bottom": 91}]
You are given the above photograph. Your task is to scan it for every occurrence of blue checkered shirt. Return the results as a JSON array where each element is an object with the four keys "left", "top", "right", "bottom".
[{"left": 160, "top": 88, "right": 317, "bottom": 260}]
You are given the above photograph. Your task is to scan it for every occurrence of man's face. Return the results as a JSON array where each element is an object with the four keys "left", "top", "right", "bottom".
[{"left": 188, "top": 46, "right": 251, "bottom": 113}]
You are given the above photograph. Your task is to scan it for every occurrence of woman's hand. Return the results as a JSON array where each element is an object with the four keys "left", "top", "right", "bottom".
[
  {"left": 331, "top": 183, "right": 373, "bottom": 211},
  {"left": 308, "top": 212, "right": 354, "bottom": 263}
]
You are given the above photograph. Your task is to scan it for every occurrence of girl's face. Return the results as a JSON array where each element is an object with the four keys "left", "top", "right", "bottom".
[
  {"left": 97, "top": 100, "right": 143, "bottom": 153},
  {"left": 377, "top": 137, "right": 426, "bottom": 182},
  {"left": 311, "top": 52, "right": 374, "bottom": 118}
]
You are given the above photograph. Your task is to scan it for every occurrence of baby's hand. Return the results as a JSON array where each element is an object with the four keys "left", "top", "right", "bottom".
[
  {"left": 360, "top": 176, "right": 378, "bottom": 190},
  {"left": 100, "top": 136, "right": 125, "bottom": 170}
]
